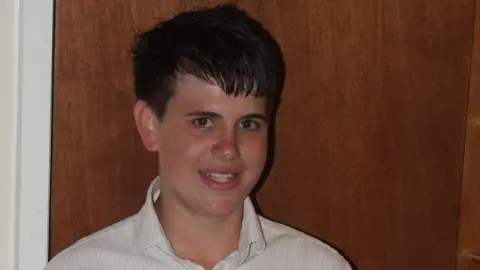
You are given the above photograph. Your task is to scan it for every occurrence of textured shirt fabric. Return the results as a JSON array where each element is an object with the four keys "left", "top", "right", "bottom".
[{"left": 44, "top": 177, "right": 351, "bottom": 270}]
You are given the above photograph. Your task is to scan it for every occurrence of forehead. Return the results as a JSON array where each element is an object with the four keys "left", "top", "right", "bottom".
[{"left": 168, "top": 74, "right": 266, "bottom": 114}]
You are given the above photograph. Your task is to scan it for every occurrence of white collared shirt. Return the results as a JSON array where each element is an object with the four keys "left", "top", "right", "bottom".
[{"left": 44, "top": 178, "right": 351, "bottom": 270}]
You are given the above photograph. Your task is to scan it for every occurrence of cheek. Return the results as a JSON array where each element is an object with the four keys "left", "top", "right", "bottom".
[
  {"left": 158, "top": 132, "right": 212, "bottom": 169},
  {"left": 239, "top": 133, "right": 268, "bottom": 165},
  {"left": 184, "top": 140, "right": 211, "bottom": 160}
]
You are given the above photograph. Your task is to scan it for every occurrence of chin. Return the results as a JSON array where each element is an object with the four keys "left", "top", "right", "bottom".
[{"left": 201, "top": 195, "right": 245, "bottom": 217}]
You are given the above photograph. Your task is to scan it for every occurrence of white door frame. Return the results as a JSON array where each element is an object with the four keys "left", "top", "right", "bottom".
[{"left": 15, "top": 0, "right": 54, "bottom": 269}]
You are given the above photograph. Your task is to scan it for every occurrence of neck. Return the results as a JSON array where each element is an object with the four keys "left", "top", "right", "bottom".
[{"left": 155, "top": 195, "right": 244, "bottom": 267}]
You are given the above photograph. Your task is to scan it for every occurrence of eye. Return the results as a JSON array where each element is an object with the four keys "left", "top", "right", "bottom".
[
  {"left": 191, "top": 117, "right": 214, "bottom": 129},
  {"left": 239, "top": 119, "right": 261, "bottom": 131}
]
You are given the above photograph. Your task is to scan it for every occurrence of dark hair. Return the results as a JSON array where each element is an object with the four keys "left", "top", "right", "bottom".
[{"left": 131, "top": 3, "right": 285, "bottom": 119}]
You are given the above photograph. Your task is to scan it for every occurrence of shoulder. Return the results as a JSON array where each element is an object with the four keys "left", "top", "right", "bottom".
[
  {"left": 43, "top": 215, "right": 138, "bottom": 270},
  {"left": 259, "top": 216, "right": 352, "bottom": 269}
]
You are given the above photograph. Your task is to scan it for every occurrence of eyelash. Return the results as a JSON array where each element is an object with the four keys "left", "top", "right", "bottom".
[
  {"left": 191, "top": 117, "right": 214, "bottom": 129},
  {"left": 190, "top": 118, "right": 262, "bottom": 131},
  {"left": 239, "top": 119, "right": 261, "bottom": 131}
]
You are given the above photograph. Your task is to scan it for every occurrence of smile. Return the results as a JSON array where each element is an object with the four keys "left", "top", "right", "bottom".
[{"left": 199, "top": 171, "right": 239, "bottom": 183}]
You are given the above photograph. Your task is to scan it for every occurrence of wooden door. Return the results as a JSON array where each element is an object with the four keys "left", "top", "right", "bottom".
[
  {"left": 457, "top": 1, "right": 480, "bottom": 269},
  {"left": 50, "top": 1, "right": 477, "bottom": 269}
]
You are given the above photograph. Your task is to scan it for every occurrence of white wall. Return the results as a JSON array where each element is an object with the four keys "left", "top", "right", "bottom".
[
  {"left": 0, "top": 0, "right": 20, "bottom": 269},
  {"left": 0, "top": 0, "right": 53, "bottom": 269},
  {"left": 15, "top": 0, "right": 54, "bottom": 268}
]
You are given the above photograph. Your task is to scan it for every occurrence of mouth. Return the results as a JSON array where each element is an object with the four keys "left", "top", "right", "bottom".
[{"left": 199, "top": 170, "right": 240, "bottom": 183}]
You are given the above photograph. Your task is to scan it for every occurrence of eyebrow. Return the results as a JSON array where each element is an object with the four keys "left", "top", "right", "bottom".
[
  {"left": 185, "top": 111, "right": 268, "bottom": 121},
  {"left": 242, "top": 113, "right": 269, "bottom": 122},
  {"left": 186, "top": 111, "right": 221, "bottom": 118}
]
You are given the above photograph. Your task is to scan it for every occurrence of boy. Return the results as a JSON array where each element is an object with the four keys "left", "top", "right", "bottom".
[{"left": 45, "top": 3, "right": 351, "bottom": 270}]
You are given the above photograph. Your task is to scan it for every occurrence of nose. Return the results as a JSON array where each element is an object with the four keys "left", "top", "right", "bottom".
[{"left": 211, "top": 129, "right": 239, "bottom": 161}]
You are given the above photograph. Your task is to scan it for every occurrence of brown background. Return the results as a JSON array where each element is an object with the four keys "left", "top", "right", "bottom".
[{"left": 50, "top": 0, "right": 480, "bottom": 269}]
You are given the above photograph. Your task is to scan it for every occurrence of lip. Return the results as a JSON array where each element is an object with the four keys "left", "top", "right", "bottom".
[
  {"left": 199, "top": 168, "right": 242, "bottom": 174},
  {"left": 198, "top": 170, "right": 242, "bottom": 190}
]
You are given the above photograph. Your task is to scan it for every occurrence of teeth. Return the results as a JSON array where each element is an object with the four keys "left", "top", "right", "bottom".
[{"left": 202, "top": 172, "right": 237, "bottom": 183}]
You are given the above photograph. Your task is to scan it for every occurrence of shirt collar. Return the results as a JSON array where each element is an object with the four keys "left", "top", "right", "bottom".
[
  {"left": 133, "top": 177, "right": 266, "bottom": 259},
  {"left": 132, "top": 177, "right": 174, "bottom": 254}
]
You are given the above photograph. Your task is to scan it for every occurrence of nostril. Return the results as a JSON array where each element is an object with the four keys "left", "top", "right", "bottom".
[{"left": 211, "top": 141, "right": 239, "bottom": 160}]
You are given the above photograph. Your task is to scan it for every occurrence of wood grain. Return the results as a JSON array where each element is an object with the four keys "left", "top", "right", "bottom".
[
  {"left": 50, "top": 0, "right": 163, "bottom": 256},
  {"left": 50, "top": 0, "right": 263, "bottom": 258},
  {"left": 254, "top": 0, "right": 474, "bottom": 269},
  {"left": 51, "top": 1, "right": 476, "bottom": 270},
  {"left": 457, "top": 1, "right": 480, "bottom": 269}
]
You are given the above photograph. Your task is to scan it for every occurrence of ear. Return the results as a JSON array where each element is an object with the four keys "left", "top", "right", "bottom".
[{"left": 133, "top": 100, "right": 159, "bottom": 152}]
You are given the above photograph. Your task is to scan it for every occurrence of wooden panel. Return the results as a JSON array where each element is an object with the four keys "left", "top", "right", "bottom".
[
  {"left": 51, "top": 1, "right": 475, "bottom": 270},
  {"left": 254, "top": 1, "right": 474, "bottom": 270},
  {"left": 50, "top": 0, "right": 167, "bottom": 256},
  {"left": 50, "top": 0, "right": 264, "bottom": 258},
  {"left": 457, "top": 1, "right": 480, "bottom": 269}
]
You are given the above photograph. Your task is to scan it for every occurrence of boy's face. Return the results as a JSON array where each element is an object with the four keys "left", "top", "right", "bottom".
[{"left": 134, "top": 74, "right": 269, "bottom": 217}]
